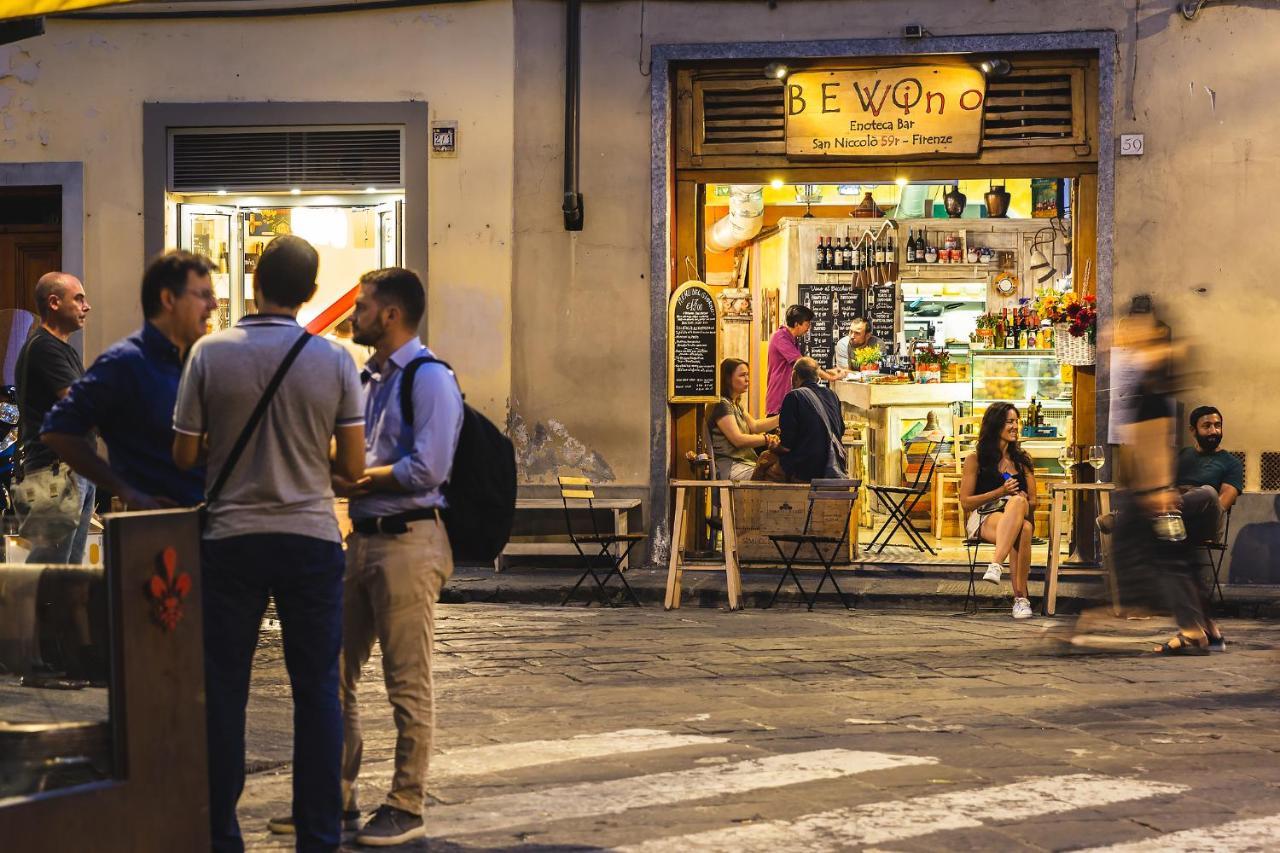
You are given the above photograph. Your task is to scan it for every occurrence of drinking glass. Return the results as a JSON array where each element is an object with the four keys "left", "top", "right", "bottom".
[
  {"left": 1087, "top": 444, "right": 1106, "bottom": 476},
  {"left": 1057, "top": 444, "right": 1076, "bottom": 472}
]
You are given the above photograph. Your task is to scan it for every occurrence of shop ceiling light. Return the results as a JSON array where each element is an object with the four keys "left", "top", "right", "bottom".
[
  {"left": 980, "top": 58, "right": 1013, "bottom": 78},
  {"left": 365, "top": 187, "right": 377, "bottom": 193},
  {"left": 764, "top": 61, "right": 789, "bottom": 80},
  {"left": 216, "top": 189, "right": 227, "bottom": 196},
  {"left": 1029, "top": 248, "right": 1057, "bottom": 285},
  {"left": 895, "top": 177, "right": 908, "bottom": 187},
  {"left": 770, "top": 178, "right": 785, "bottom": 190},
  {"left": 290, "top": 188, "right": 302, "bottom": 195}
]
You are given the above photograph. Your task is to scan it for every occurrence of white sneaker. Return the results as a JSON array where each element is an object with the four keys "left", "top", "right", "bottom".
[
  {"left": 1012, "top": 597, "right": 1033, "bottom": 619},
  {"left": 982, "top": 562, "right": 1003, "bottom": 585}
]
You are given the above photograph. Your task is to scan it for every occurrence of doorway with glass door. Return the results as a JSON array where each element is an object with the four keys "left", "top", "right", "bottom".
[{"left": 173, "top": 192, "right": 404, "bottom": 333}]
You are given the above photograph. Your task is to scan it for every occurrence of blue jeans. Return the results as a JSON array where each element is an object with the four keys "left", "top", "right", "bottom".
[
  {"left": 202, "top": 533, "right": 345, "bottom": 853},
  {"left": 25, "top": 476, "right": 95, "bottom": 564}
]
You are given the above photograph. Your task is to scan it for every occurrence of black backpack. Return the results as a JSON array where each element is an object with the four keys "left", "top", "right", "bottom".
[{"left": 400, "top": 356, "right": 517, "bottom": 564}]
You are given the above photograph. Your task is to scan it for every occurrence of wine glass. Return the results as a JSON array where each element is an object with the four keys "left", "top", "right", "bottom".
[
  {"left": 1087, "top": 444, "right": 1106, "bottom": 478},
  {"left": 1057, "top": 443, "right": 1076, "bottom": 476}
]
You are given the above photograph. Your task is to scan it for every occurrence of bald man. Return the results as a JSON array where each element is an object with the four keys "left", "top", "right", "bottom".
[{"left": 14, "top": 271, "right": 95, "bottom": 564}]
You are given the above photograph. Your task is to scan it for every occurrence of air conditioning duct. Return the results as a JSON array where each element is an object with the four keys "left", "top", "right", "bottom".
[{"left": 705, "top": 185, "right": 765, "bottom": 254}]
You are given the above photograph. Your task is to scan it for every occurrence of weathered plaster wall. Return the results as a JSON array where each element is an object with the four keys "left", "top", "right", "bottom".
[{"left": 0, "top": 1, "right": 515, "bottom": 421}]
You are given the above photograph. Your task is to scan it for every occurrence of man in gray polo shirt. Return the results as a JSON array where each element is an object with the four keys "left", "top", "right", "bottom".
[{"left": 174, "top": 235, "right": 365, "bottom": 853}]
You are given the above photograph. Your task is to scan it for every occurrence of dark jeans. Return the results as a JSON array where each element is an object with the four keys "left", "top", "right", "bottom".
[
  {"left": 203, "top": 533, "right": 345, "bottom": 853},
  {"left": 1113, "top": 491, "right": 1214, "bottom": 633}
]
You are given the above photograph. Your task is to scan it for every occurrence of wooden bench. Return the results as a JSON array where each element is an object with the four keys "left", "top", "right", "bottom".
[{"left": 497, "top": 497, "right": 643, "bottom": 572}]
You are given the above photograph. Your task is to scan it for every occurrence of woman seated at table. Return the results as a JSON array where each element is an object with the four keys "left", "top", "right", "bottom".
[
  {"left": 959, "top": 402, "right": 1038, "bottom": 620},
  {"left": 709, "top": 357, "right": 780, "bottom": 481}
]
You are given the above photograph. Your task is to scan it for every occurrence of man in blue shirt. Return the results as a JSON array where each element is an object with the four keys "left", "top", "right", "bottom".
[
  {"left": 43, "top": 251, "right": 217, "bottom": 509},
  {"left": 335, "top": 267, "right": 462, "bottom": 847}
]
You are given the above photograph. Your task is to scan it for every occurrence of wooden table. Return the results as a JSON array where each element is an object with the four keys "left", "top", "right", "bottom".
[
  {"left": 497, "top": 497, "right": 642, "bottom": 572},
  {"left": 665, "top": 479, "right": 742, "bottom": 611},
  {"left": 1043, "top": 482, "right": 1116, "bottom": 616}
]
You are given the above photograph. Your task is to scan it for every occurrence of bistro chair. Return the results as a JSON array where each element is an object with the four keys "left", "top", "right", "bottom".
[
  {"left": 701, "top": 415, "right": 725, "bottom": 549},
  {"left": 557, "top": 476, "right": 645, "bottom": 607},
  {"left": 1203, "top": 508, "right": 1233, "bottom": 604},
  {"left": 867, "top": 440, "right": 944, "bottom": 555},
  {"left": 765, "top": 478, "right": 860, "bottom": 611},
  {"left": 961, "top": 536, "right": 994, "bottom": 614}
]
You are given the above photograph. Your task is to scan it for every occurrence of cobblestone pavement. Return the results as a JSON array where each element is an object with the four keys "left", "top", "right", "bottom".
[{"left": 237, "top": 605, "right": 1280, "bottom": 851}]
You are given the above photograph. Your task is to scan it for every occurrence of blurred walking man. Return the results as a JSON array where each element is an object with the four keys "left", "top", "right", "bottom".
[
  {"left": 175, "top": 235, "right": 365, "bottom": 853},
  {"left": 339, "top": 267, "right": 462, "bottom": 846}
]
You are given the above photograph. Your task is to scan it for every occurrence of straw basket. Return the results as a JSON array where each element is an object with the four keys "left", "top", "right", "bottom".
[{"left": 1054, "top": 323, "right": 1095, "bottom": 366}]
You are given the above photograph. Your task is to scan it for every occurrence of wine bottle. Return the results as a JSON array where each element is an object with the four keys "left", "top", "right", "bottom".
[
  {"left": 1004, "top": 310, "right": 1016, "bottom": 350},
  {"left": 905, "top": 229, "right": 916, "bottom": 263},
  {"left": 817, "top": 236, "right": 826, "bottom": 271},
  {"left": 888, "top": 234, "right": 896, "bottom": 265}
]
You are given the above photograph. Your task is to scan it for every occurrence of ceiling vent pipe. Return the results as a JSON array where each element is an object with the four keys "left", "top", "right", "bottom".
[{"left": 705, "top": 185, "right": 765, "bottom": 253}]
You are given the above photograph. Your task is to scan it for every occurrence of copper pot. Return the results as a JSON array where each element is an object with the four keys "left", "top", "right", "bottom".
[
  {"left": 943, "top": 185, "right": 967, "bottom": 218},
  {"left": 985, "top": 184, "right": 1011, "bottom": 218}
]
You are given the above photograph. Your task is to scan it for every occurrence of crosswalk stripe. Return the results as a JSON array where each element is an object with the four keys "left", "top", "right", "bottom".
[
  {"left": 433, "top": 728, "right": 728, "bottom": 778},
  {"left": 621, "top": 773, "right": 1187, "bottom": 852},
  {"left": 429, "top": 749, "right": 935, "bottom": 838},
  {"left": 1077, "top": 813, "right": 1280, "bottom": 852}
]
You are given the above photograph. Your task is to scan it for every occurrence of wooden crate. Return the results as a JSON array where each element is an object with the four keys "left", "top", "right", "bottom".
[{"left": 731, "top": 483, "right": 856, "bottom": 564}]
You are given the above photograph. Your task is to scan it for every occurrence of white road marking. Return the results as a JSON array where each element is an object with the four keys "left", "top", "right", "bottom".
[
  {"left": 429, "top": 749, "right": 934, "bottom": 837},
  {"left": 434, "top": 728, "right": 727, "bottom": 778},
  {"left": 1077, "top": 813, "right": 1280, "bottom": 852},
  {"left": 622, "top": 773, "right": 1187, "bottom": 852}
]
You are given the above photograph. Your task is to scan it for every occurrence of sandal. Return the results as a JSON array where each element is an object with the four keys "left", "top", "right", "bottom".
[
  {"left": 1152, "top": 633, "right": 1210, "bottom": 655},
  {"left": 1207, "top": 631, "right": 1227, "bottom": 652}
]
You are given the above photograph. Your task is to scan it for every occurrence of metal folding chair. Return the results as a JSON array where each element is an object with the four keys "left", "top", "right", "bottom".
[
  {"left": 867, "top": 440, "right": 944, "bottom": 555},
  {"left": 558, "top": 476, "right": 645, "bottom": 607},
  {"left": 962, "top": 536, "right": 993, "bottom": 614},
  {"left": 1203, "top": 508, "right": 1233, "bottom": 604},
  {"left": 765, "top": 478, "right": 860, "bottom": 611}
]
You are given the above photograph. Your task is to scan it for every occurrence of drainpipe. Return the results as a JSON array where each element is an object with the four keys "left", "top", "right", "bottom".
[
  {"left": 704, "top": 185, "right": 765, "bottom": 254},
  {"left": 562, "top": 0, "right": 584, "bottom": 231}
]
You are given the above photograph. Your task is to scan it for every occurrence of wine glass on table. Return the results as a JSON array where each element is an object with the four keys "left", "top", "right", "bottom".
[
  {"left": 1057, "top": 444, "right": 1076, "bottom": 481},
  {"left": 1087, "top": 444, "right": 1106, "bottom": 480}
]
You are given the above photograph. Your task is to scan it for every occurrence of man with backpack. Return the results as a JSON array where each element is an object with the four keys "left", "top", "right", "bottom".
[
  {"left": 174, "top": 235, "right": 366, "bottom": 853},
  {"left": 333, "top": 267, "right": 462, "bottom": 846}
]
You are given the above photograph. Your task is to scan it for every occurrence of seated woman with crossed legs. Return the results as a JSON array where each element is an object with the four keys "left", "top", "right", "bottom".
[
  {"left": 959, "top": 402, "right": 1038, "bottom": 620},
  {"left": 708, "top": 358, "right": 779, "bottom": 481}
]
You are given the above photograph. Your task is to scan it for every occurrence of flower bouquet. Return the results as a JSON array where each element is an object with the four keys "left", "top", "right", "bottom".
[
  {"left": 913, "top": 347, "right": 949, "bottom": 383},
  {"left": 1036, "top": 290, "right": 1097, "bottom": 366},
  {"left": 853, "top": 345, "right": 882, "bottom": 374}
]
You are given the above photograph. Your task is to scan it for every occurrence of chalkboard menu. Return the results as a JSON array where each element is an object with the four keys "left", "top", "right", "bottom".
[
  {"left": 868, "top": 283, "right": 898, "bottom": 344},
  {"left": 798, "top": 283, "right": 864, "bottom": 369},
  {"left": 667, "top": 281, "right": 720, "bottom": 403}
]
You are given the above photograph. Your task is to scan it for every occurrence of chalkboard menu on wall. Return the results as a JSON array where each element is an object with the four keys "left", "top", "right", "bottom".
[
  {"left": 798, "top": 283, "right": 865, "bottom": 369},
  {"left": 868, "top": 283, "right": 899, "bottom": 344},
  {"left": 667, "top": 281, "right": 720, "bottom": 403}
]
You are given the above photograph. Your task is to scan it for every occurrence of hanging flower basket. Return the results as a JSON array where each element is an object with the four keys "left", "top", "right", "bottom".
[{"left": 1054, "top": 323, "right": 1095, "bottom": 366}]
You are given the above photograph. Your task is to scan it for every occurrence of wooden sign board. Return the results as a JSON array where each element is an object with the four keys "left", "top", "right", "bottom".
[
  {"left": 668, "top": 280, "right": 720, "bottom": 403},
  {"left": 786, "top": 65, "right": 986, "bottom": 157},
  {"left": 798, "top": 283, "right": 864, "bottom": 370}
]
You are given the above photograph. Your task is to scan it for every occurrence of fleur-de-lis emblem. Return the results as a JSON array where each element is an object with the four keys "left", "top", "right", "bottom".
[{"left": 147, "top": 546, "right": 192, "bottom": 632}]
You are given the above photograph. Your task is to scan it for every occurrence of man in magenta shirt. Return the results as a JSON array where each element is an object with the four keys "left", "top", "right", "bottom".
[{"left": 766, "top": 305, "right": 848, "bottom": 414}]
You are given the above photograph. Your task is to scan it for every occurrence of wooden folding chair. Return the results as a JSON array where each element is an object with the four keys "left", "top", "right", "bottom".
[
  {"left": 557, "top": 476, "right": 645, "bottom": 607},
  {"left": 765, "top": 478, "right": 860, "bottom": 611},
  {"left": 934, "top": 416, "right": 982, "bottom": 540}
]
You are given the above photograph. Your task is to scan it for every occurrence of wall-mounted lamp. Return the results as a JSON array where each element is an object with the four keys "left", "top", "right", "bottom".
[
  {"left": 1029, "top": 248, "right": 1057, "bottom": 285},
  {"left": 979, "top": 58, "right": 1013, "bottom": 78},
  {"left": 764, "top": 61, "right": 790, "bottom": 80}
]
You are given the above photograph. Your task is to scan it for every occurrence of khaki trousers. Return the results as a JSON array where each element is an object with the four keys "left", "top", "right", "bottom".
[{"left": 340, "top": 517, "right": 453, "bottom": 816}]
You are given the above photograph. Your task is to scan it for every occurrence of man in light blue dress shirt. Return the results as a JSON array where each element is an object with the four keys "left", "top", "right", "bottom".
[{"left": 334, "top": 268, "right": 462, "bottom": 847}]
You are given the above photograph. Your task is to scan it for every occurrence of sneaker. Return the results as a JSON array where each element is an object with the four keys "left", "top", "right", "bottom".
[
  {"left": 266, "top": 810, "right": 363, "bottom": 835},
  {"left": 354, "top": 805, "right": 425, "bottom": 847},
  {"left": 1012, "top": 597, "right": 1033, "bottom": 620},
  {"left": 982, "top": 562, "right": 1003, "bottom": 585}
]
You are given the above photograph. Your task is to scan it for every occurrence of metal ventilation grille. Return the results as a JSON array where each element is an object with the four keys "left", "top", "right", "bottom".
[
  {"left": 699, "top": 80, "right": 786, "bottom": 148},
  {"left": 1260, "top": 452, "right": 1279, "bottom": 490},
  {"left": 983, "top": 71, "right": 1078, "bottom": 144},
  {"left": 170, "top": 127, "right": 402, "bottom": 191}
]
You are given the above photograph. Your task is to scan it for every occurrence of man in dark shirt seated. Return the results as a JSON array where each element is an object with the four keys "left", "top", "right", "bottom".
[
  {"left": 778, "top": 357, "right": 847, "bottom": 482},
  {"left": 1176, "top": 405, "right": 1243, "bottom": 544},
  {"left": 42, "top": 251, "right": 218, "bottom": 509}
]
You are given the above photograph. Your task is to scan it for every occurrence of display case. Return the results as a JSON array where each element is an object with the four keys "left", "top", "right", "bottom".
[{"left": 970, "top": 350, "right": 1072, "bottom": 427}]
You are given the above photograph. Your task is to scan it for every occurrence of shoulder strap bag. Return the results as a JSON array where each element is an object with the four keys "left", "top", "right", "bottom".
[{"left": 201, "top": 331, "right": 312, "bottom": 522}]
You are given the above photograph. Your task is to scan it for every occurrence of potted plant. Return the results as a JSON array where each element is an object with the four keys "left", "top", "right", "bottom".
[
  {"left": 853, "top": 345, "right": 882, "bottom": 374},
  {"left": 914, "top": 347, "right": 949, "bottom": 383},
  {"left": 1036, "top": 289, "right": 1097, "bottom": 366},
  {"left": 972, "top": 313, "right": 997, "bottom": 349}
]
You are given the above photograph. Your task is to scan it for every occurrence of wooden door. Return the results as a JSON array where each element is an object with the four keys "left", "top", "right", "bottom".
[{"left": 0, "top": 226, "right": 62, "bottom": 314}]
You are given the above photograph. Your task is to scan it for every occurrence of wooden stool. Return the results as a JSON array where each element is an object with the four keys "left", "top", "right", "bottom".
[
  {"left": 1043, "top": 482, "right": 1116, "bottom": 616},
  {"left": 665, "top": 479, "right": 742, "bottom": 610}
]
